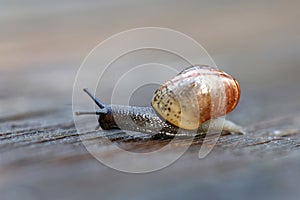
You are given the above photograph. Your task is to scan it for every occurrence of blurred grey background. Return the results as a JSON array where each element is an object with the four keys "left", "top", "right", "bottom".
[
  {"left": 0, "top": 1, "right": 300, "bottom": 200},
  {"left": 1, "top": 0, "right": 300, "bottom": 120}
]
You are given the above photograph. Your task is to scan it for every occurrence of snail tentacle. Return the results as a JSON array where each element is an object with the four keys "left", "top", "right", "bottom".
[{"left": 83, "top": 88, "right": 106, "bottom": 109}]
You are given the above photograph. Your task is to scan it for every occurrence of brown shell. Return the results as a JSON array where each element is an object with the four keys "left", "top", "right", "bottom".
[{"left": 151, "top": 65, "right": 240, "bottom": 130}]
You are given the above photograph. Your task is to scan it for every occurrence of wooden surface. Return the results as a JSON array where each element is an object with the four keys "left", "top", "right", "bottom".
[
  {"left": 1, "top": 106, "right": 300, "bottom": 200},
  {"left": 1, "top": 1, "right": 300, "bottom": 200}
]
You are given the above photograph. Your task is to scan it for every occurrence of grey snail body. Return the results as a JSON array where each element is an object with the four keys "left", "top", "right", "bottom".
[
  {"left": 97, "top": 105, "right": 180, "bottom": 135},
  {"left": 76, "top": 65, "right": 244, "bottom": 136}
]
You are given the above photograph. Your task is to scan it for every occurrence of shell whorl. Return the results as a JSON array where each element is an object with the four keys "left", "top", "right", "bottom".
[{"left": 151, "top": 65, "right": 240, "bottom": 130}]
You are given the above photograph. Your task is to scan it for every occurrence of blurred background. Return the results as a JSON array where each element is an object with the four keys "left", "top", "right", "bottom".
[
  {"left": 1, "top": 0, "right": 300, "bottom": 120},
  {"left": 1, "top": 0, "right": 300, "bottom": 200}
]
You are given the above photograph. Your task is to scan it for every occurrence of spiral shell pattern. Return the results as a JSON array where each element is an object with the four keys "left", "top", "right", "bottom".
[{"left": 151, "top": 65, "right": 240, "bottom": 130}]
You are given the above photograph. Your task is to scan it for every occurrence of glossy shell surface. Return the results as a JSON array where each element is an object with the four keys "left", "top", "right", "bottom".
[{"left": 151, "top": 65, "right": 240, "bottom": 130}]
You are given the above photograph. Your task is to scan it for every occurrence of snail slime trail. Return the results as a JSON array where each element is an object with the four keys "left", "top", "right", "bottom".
[{"left": 76, "top": 65, "right": 245, "bottom": 136}]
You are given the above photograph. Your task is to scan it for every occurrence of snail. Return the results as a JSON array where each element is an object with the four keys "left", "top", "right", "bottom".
[{"left": 75, "top": 65, "right": 244, "bottom": 136}]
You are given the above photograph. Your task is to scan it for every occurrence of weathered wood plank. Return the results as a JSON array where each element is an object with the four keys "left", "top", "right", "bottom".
[{"left": 0, "top": 110, "right": 300, "bottom": 200}]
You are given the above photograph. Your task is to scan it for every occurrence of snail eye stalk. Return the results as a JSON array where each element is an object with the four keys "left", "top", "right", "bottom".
[
  {"left": 83, "top": 88, "right": 106, "bottom": 109},
  {"left": 75, "top": 88, "right": 108, "bottom": 115}
]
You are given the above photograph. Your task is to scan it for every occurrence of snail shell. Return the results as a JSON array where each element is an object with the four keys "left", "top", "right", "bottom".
[{"left": 151, "top": 65, "right": 240, "bottom": 130}]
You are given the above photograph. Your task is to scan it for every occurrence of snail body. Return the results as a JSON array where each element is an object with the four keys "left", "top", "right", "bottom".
[{"left": 76, "top": 65, "right": 244, "bottom": 136}]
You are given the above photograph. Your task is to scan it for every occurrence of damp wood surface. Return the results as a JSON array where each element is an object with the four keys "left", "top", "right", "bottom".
[{"left": 0, "top": 103, "right": 300, "bottom": 200}]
